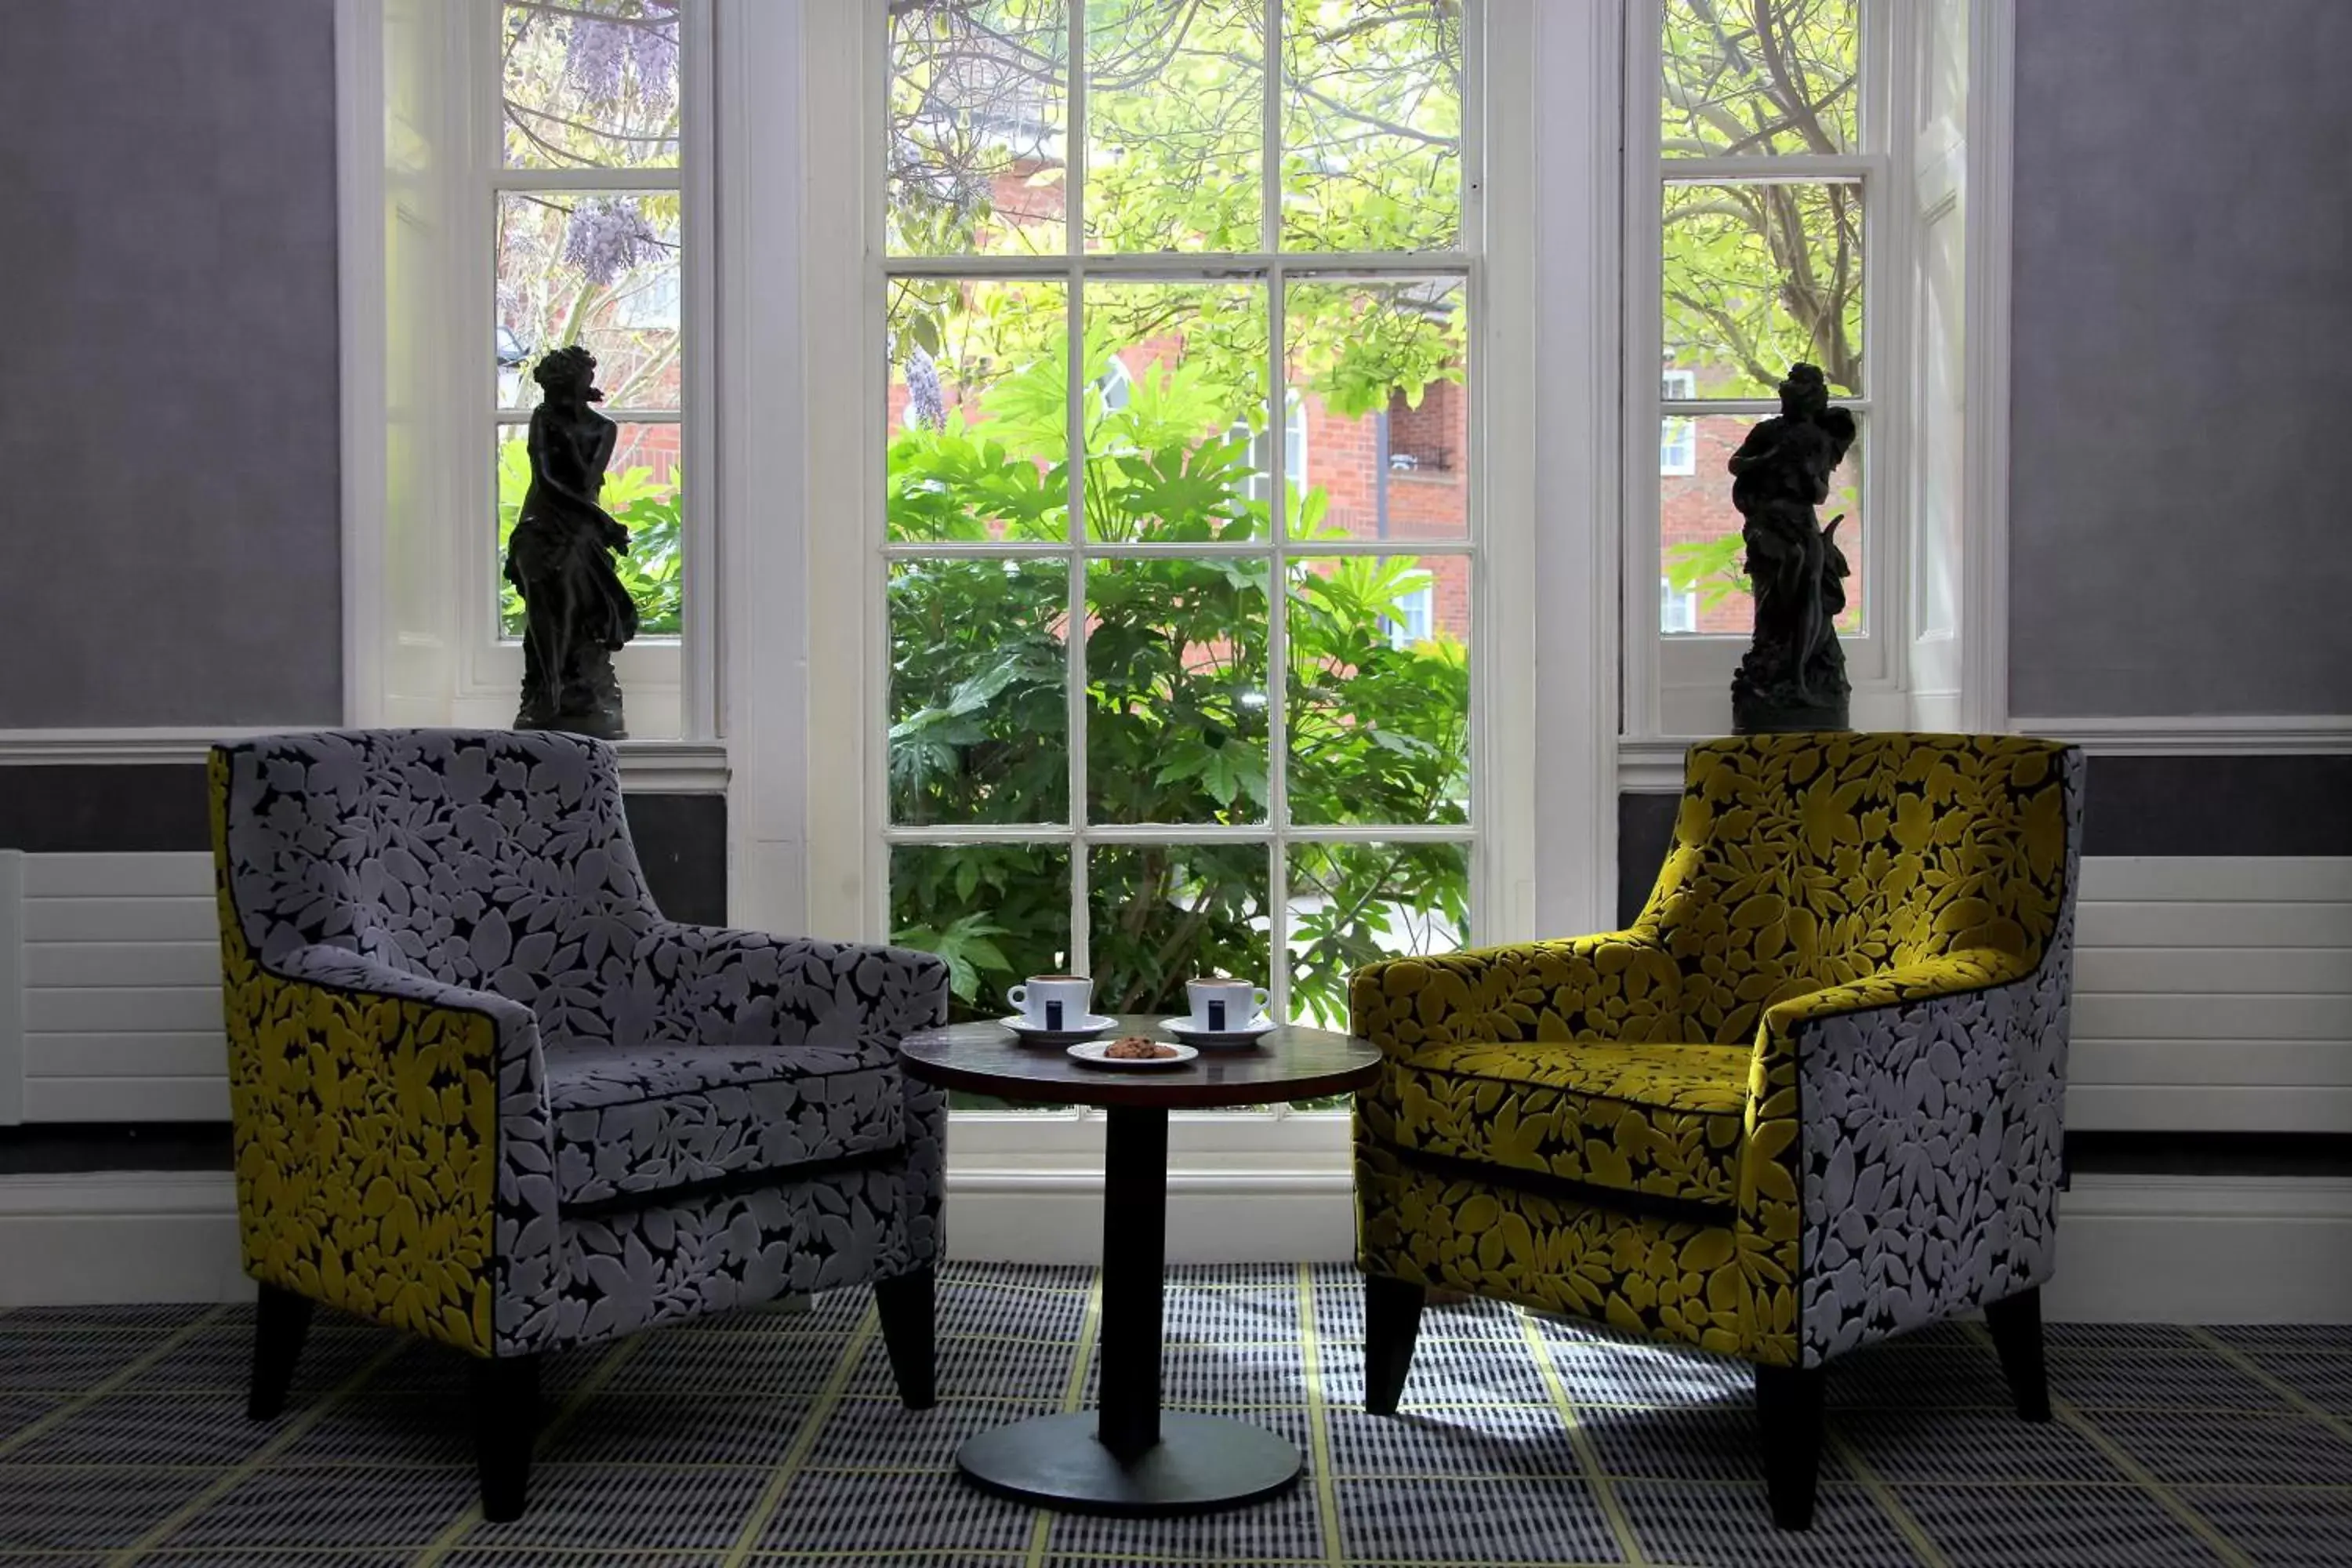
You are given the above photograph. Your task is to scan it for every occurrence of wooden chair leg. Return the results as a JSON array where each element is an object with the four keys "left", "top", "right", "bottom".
[
  {"left": 1984, "top": 1285, "right": 2051, "bottom": 1422},
  {"left": 248, "top": 1283, "right": 314, "bottom": 1421},
  {"left": 472, "top": 1354, "right": 540, "bottom": 1523},
  {"left": 875, "top": 1265, "right": 937, "bottom": 1410},
  {"left": 1756, "top": 1362, "right": 1825, "bottom": 1531},
  {"left": 1362, "top": 1275, "right": 1427, "bottom": 1416}
]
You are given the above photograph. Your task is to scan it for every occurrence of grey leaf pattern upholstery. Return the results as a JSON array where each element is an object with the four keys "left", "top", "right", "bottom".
[
  {"left": 212, "top": 728, "right": 949, "bottom": 1359},
  {"left": 1795, "top": 748, "right": 2085, "bottom": 1362},
  {"left": 545, "top": 1040, "right": 906, "bottom": 1208}
]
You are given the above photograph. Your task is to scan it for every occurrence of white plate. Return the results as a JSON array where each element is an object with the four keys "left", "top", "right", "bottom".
[
  {"left": 1157, "top": 1014, "right": 1278, "bottom": 1046},
  {"left": 1066, "top": 1039, "right": 1200, "bottom": 1069},
  {"left": 998, "top": 1013, "right": 1118, "bottom": 1043}
]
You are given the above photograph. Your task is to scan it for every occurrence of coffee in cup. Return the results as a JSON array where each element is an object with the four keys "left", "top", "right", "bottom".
[
  {"left": 1008, "top": 975, "right": 1094, "bottom": 1033},
  {"left": 1185, "top": 976, "right": 1269, "bottom": 1033}
]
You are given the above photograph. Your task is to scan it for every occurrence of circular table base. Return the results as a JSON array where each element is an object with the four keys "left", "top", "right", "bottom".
[{"left": 955, "top": 1411, "right": 1302, "bottom": 1516}]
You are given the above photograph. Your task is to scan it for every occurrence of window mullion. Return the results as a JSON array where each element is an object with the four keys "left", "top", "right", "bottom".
[
  {"left": 1261, "top": 0, "right": 1291, "bottom": 1029},
  {"left": 1065, "top": 0, "right": 1090, "bottom": 978}
]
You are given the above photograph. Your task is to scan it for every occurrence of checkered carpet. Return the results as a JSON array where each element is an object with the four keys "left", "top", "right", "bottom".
[{"left": 2, "top": 1264, "right": 2347, "bottom": 1566}]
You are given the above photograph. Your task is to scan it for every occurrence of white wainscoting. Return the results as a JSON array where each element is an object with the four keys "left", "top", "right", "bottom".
[{"left": 1, "top": 852, "right": 2347, "bottom": 1135}]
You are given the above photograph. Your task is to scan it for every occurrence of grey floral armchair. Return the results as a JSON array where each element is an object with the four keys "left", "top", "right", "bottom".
[{"left": 210, "top": 729, "right": 948, "bottom": 1519}]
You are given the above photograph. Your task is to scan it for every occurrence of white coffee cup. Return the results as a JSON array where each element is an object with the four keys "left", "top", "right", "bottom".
[
  {"left": 1186, "top": 977, "right": 1269, "bottom": 1033},
  {"left": 1008, "top": 975, "right": 1094, "bottom": 1033}
]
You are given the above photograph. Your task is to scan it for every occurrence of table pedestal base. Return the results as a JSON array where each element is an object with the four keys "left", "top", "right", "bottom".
[{"left": 955, "top": 1411, "right": 1301, "bottom": 1517}]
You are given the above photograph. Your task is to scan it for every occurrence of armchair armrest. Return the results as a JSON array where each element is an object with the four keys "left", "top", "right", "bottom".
[
  {"left": 1740, "top": 946, "right": 2061, "bottom": 1363},
  {"left": 232, "top": 946, "right": 557, "bottom": 1356},
  {"left": 1349, "top": 932, "right": 1684, "bottom": 1056},
  {"left": 633, "top": 923, "right": 950, "bottom": 1048}
]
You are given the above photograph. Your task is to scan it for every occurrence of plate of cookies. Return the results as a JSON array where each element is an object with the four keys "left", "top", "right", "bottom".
[{"left": 1067, "top": 1035, "right": 1200, "bottom": 1070}]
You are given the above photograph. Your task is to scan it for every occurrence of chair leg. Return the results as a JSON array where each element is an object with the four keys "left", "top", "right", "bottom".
[
  {"left": 471, "top": 1354, "right": 540, "bottom": 1523},
  {"left": 1984, "top": 1285, "right": 2051, "bottom": 1422},
  {"left": 1363, "top": 1275, "right": 1427, "bottom": 1416},
  {"left": 1755, "top": 1363, "right": 1825, "bottom": 1531},
  {"left": 875, "top": 1265, "right": 936, "bottom": 1410},
  {"left": 248, "top": 1283, "right": 314, "bottom": 1421}
]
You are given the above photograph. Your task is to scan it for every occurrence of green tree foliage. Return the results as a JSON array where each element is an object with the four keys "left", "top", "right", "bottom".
[{"left": 885, "top": 332, "right": 1468, "bottom": 1024}]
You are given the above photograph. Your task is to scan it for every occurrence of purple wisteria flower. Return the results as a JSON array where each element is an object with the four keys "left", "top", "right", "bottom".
[
  {"left": 564, "top": 13, "right": 628, "bottom": 102},
  {"left": 564, "top": 198, "right": 657, "bottom": 288},
  {"left": 906, "top": 346, "right": 946, "bottom": 431},
  {"left": 629, "top": 5, "right": 679, "bottom": 114}
]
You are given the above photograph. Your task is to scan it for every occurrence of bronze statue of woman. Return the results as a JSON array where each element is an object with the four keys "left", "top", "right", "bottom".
[
  {"left": 1726, "top": 364, "right": 1857, "bottom": 734},
  {"left": 506, "top": 345, "right": 638, "bottom": 739}
]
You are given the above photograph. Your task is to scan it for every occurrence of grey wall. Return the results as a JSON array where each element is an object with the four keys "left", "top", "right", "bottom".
[
  {"left": 0, "top": 0, "right": 343, "bottom": 727},
  {"left": 2009, "top": 0, "right": 2352, "bottom": 718}
]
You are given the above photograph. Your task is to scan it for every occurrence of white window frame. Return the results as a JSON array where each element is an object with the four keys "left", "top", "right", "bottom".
[
  {"left": 1624, "top": 0, "right": 2012, "bottom": 742},
  {"left": 1626, "top": 0, "right": 1904, "bottom": 737},
  {"left": 869, "top": 0, "right": 1486, "bottom": 1033},
  {"left": 350, "top": 0, "right": 718, "bottom": 744},
  {"left": 1658, "top": 368, "right": 1696, "bottom": 475},
  {"left": 766, "top": 0, "right": 1592, "bottom": 1155}
]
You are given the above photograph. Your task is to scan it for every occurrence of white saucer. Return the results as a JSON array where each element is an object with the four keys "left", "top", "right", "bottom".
[
  {"left": 1158, "top": 1014, "right": 1279, "bottom": 1046},
  {"left": 998, "top": 1013, "right": 1117, "bottom": 1044},
  {"left": 1067, "top": 1039, "right": 1200, "bottom": 1069}
]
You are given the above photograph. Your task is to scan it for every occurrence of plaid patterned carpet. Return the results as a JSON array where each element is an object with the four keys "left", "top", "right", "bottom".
[{"left": 1, "top": 1262, "right": 2347, "bottom": 1566}]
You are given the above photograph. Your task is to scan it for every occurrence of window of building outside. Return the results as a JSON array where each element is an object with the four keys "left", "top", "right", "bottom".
[
  {"left": 881, "top": 0, "right": 1474, "bottom": 1047},
  {"left": 1388, "top": 574, "right": 1438, "bottom": 650},
  {"left": 1652, "top": 0, "right": 1867, "bottom": 648},
  {"left": 1660, "top": 575, "right": 1698, "bottom": 635},
  {"left": 1659, "top": 368, "right": 1697, "bottom": 475},
  {"left": 490, "top": 1, "right": 691, "bottom": 729}
]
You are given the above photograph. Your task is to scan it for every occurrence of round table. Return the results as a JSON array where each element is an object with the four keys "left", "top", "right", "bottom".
[{"left": 897, "top": 1014, "right": 1381, "bottom": 1517}]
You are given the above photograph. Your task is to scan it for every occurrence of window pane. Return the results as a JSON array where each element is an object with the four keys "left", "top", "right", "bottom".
[
  {"left": 503, "top": 0, "right": 681, "bottom": 170},
  {"left": 887, "top": 279, "right": 1071, "bottom": 543},
  {"left": 1662, "top": 413, "right": 1864, "bottom": 637},
  {"left": 887, "top": 0, "right": 1069, "bottom": 257},
  {"left": 1090, "top": 844, "right": 1270, "bottom": 1018},
  {"left": 1087, "top": 558, "right": 1271, "bottom": 826},
  {"left": 1086, "top": 0, "right": 1264, "bottom": 253},
  {"left": 1280, "top": 1, "right": 1462, "bottom": 252},
  {"left": 1287, "top": 554, "right": 1469, "bottom": 827},
  {"left": 1287, "top": 841, "right": 1468, "bottom": 1029},
  {"left": 1085, "top": 283, "right": 1271, "bottom": 542},
  {"left": 1285, "top": 278, "right": 1468, "bottom": 541},
  {"left": 496, "top": 422, "right": 683, "bottom": 638},
  {"left": 891, "top": 843, "right": 1073, "bottom": 1022},
  {"left": 1661, "top": 0, "right": 1859, "bottom": 158},
  {"left": 890, "top": 558, "right": 1072, "bottom": 825},
  {"left": 498, "top": 192, "right": 681, "bottom": 411},
  {"left": 1662, "top": 180, "right": 1862, "bottom": 398}
]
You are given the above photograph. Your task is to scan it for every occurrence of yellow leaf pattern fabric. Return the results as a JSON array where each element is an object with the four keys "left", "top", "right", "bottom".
[
  {"left": 1353, "top": 733, "right": 2083, "bottom": 1370},
  {"left": 1361, "top": 1041, "right": 1753, "bottom": 1206}
]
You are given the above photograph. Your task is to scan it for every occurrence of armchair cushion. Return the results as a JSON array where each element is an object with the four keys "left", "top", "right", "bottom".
[
  {"left": 545, "top": 1040, "right": 905, "bottom": 1207},
  {"left": 1363, "top": 1040, "right": 1755, "bottom": 1207}
]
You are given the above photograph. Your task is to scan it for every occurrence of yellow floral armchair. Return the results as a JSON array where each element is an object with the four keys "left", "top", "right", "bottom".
[{"left": 1351, "top": 732, "right": 2083, "bottom": 1529}]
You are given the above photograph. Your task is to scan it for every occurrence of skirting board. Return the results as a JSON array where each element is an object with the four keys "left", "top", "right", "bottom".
[{"left": 3, "top": 1170, "right": 2346, "bottom": 1323}]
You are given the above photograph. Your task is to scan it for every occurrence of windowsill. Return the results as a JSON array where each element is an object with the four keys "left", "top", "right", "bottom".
[{"left": 611, "top": 739, "right": 730, "bottom": 793}]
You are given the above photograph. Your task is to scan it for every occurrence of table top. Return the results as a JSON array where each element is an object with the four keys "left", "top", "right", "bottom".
[{"left": 896, "top": 1014, "right": 1383, "bottom": 1109}]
